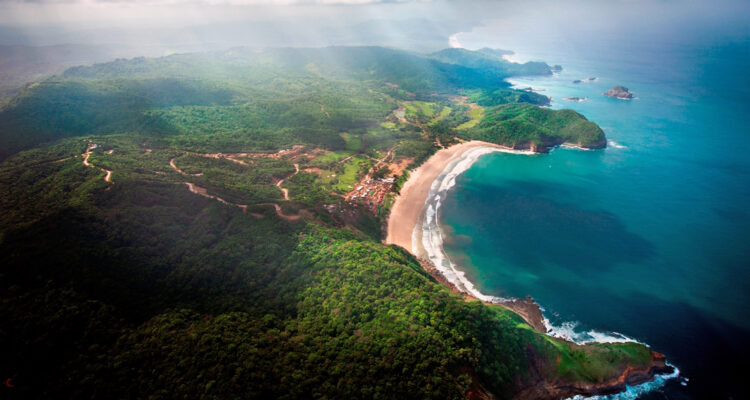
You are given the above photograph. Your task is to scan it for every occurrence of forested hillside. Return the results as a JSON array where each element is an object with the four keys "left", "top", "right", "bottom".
[{"left": 0, "top": 46, "right": 647, "bottom": 399}]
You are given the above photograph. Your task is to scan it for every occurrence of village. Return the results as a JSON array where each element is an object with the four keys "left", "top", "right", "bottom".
[
  {"left": 343, "top": 151, "right": 411, "bottom": 215},
  {"left": 344, "top": 175, "right": 396, "bottom": 214}
]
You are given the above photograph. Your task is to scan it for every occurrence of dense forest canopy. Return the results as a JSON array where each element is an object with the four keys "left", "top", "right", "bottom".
[{"left": 0, "top": 46, "right": 643, "bottom": 399}]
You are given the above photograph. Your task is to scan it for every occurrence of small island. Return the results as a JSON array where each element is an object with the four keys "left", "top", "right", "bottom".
[{"left": 604, "top": 85, "right": 634, "bottom": 99}]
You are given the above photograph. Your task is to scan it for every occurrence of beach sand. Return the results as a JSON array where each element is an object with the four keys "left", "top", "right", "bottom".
[
  {"left": 385, "top": 140, "right": 547, "bottom": 333},
  {"left": 386, "top": 140, "right": 511, "bottom": 251}
]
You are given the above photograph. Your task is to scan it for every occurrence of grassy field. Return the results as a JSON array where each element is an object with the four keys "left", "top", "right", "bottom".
[
  {"left": 310, "top": 150, "right": 353, "bottom": 168},
  {"left": 456, "top": 107, "right": 484, "bottom": 130},
  {"left": 332, "top": 155, "right": 371, "bottom": 192},
  {"left": 404, "top": 100, "right": 437, "bottom": 120},
  {"left": 340, "top": 132, "right": 363, "bottom": 152},
  {"left": 430, "top": 106, "right": 453, "bottom": 125}
]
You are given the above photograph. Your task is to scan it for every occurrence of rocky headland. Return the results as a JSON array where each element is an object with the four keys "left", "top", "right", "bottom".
[
  {"left": 508, "top": 136, "right": 607, "bottom": 153},
  {"left": 516, "top": 351, "right": 674, "bottom": 399}
]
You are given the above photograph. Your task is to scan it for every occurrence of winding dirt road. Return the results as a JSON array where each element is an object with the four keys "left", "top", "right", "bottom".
[
  {"left": 173, "top": 152, "right": 302, "bottom": 220},
  {"left": 183, "top": 181, "right": 301, "bottom": 222},
  {"left": 276, "top": 163, "right": 299, "bottom": 200},
  {"left": 169, "top": 157, "right": 203, "bottom": 176},
  {"left": 82, "top": 142, "right": 113, "bottom": 183}
]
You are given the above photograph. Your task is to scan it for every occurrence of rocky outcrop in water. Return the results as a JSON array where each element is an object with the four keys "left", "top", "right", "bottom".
[{"left": 604, "top": 85, "right": 634, "bottom": 99}]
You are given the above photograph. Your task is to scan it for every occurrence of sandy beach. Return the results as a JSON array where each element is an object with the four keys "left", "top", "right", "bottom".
[
  {"left": 385, "top": 140, "right": 548, "bottom": 332},
  {"left": 386, "top": 140, "right": 515, "bottom": 251}
]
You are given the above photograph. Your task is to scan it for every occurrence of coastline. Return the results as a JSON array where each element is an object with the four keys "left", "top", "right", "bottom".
[
  {"left": 385, "top": 138, "right": 679, "bottom": 398},
  {"left": 385, "top": 140, "right": 548, "bottom": 331},
  {"left": 385, "top": 140, "right": 507, "bottom": 252},
  {"left": 384, "top": 139, "right": 656, "bottom": 338}
]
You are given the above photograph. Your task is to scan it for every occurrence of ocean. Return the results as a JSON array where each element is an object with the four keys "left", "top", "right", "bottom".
[{"left": 435, "top": 34, "right": 750, "bottom": 398}]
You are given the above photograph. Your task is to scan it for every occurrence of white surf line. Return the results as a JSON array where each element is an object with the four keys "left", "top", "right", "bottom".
[
  {"left": 412, "top": 146, "right": 534, "bottom": 303},
  {"left": 566, "top": 364, "right": 681, "bottom": 400},
  {"left": 412, "top": 145, "right": 645, "bottom": 342},
  {"left": 413, "top": 144, "right": 682, "bottom": 397}
]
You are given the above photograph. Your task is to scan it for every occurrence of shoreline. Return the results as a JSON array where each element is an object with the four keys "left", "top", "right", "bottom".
[
  {"left": 384, "top": 139, "right": 645, "bottom": 338},
  {"left": 386, "top": 141, "right": 507, "bottom": 251},
  {"left": 385, "top": 140, "right": 548, "bottom": 331},
  {"left": 385, "top": 138, "right": 680, "bottom": 397}
]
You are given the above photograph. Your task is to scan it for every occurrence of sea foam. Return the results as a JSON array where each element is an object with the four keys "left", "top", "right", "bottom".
[
  {"left": 565, "top": 364, "right": 681, "bottom": 400},
  {"left": 413, "top": 146, "right": 533, "bottom": 303},
  {"left": 413, "top": 145, "right": 681, "bottom": 398},
  {"left": 542, "top": 319, "right": 645, "bottom": 345}
]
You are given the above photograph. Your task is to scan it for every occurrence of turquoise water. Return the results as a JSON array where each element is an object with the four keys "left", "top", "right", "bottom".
[{"left": 440, "top": 39, "right": 750, "bottom": 398}]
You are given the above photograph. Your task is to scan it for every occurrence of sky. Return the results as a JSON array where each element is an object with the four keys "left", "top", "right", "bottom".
[{"left": 0, "top": 0, "right": 747, "bottom": 54}]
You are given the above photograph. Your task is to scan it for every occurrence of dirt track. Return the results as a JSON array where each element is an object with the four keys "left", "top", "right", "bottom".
[{"left": 82, "top": 142, "right": 113, "bottom": 183}]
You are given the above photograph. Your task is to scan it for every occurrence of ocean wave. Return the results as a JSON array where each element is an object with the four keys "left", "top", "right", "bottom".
[
  {"left": 559, "top": 144, "right": 593, "bottom": 151},
  {"left": 608, "top": 140, "right": 627, "bottom": 149},
  {"left": 413, "top": 145, "right": 642, "bottom": 346},
  {"left": 413, "top": 146, "right": 533, "bottom": 303},
  {"left": 565, "top": 364, "right": 681, "bottom": 400},
  {"left": 413, "top": 145, "right": 681, "bottom": 399},
  {"left": 542, "top": 319, "right": 645, "bottom": 345}
]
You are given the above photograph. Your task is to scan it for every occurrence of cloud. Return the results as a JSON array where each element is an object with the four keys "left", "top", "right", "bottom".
[
  {"left": 1, "top": 0, "right": 430, "bottom": 4},
  {"left": 448, "top": 32, "right": 461, "bottom": 48}
]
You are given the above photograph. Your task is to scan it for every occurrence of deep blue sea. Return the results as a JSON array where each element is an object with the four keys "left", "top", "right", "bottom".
[{"left": 443, "top": 35, "right": 750, "bottom": 398}]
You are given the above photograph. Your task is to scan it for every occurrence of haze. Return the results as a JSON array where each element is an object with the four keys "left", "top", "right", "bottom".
[{"left": 1, "top": 0, "right": 747, "bottom": 52}]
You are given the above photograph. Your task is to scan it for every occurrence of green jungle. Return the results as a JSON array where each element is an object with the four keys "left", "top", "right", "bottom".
[{"left": 0, "top": 46, "right": 648, "bottom": 399}]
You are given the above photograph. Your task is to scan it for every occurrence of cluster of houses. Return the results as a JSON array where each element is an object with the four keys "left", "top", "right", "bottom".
[{"left": 345, "top": 176, "right": 396, "bottom": 214}]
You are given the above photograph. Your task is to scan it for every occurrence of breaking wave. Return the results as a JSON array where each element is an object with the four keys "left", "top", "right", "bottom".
[
  {"left": 412, "top": 146, "right": 533, "bottom": 303},
  {"left": 566, "top": 364, "right": 681, "bottom": 400},
  {"left": 543, "top": 318, "right": 646, "bottom": 345},
  {"left": 412, "top": 145, "right": 681, "bottom": 398}
]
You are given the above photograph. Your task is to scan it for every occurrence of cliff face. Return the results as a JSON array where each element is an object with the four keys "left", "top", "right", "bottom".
[
  {"left": 515, "top": 350, "right": 674, "bottom": 400},
  {"left": 568, "top": 134, "right": 608, "bottom": 150},
  {"left": 415, "top": 257, "right": 670, "bottom": 400},
  {"left": 604, "top": 85, "right": 634, "bottom": 99}
]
